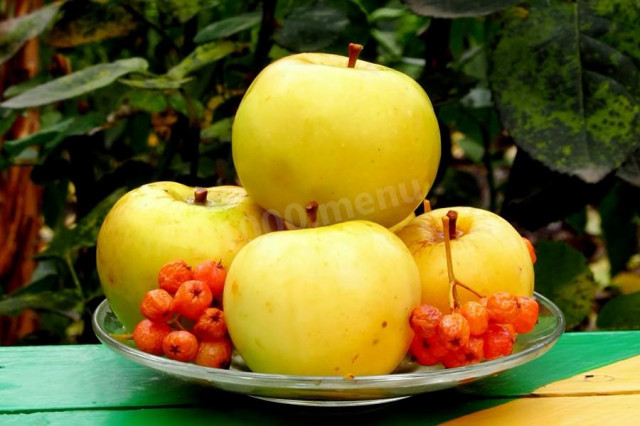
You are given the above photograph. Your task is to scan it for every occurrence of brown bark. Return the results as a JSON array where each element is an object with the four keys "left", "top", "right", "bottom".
[{"left": 0, "top": 0, "right": 44, "bottom": 345}]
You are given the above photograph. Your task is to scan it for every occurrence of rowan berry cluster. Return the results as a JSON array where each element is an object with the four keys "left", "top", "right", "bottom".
[
  {"left": 131, "top": 259, "right": 232, "bottom": 369},
  {"left": 409, "top": 291, "right": 539, "bottom": 368}
]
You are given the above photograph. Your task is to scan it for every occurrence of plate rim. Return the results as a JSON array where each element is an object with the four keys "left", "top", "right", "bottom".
[{"left": 92, "top": 291, "right": 565, "bottom": 393}]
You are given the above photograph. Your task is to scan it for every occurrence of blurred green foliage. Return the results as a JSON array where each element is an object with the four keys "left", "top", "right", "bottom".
[{"left": 1, "top": 0, "right": 640, "bottom": 343}]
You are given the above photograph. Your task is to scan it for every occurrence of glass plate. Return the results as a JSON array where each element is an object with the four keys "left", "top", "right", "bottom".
[{"left": 93, "top": 292, "right": 565, "bottom": 407}]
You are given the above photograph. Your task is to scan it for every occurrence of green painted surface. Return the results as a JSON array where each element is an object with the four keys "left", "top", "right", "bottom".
[{"left": 0, "top": 331, "right": 639, "bottom": 425}]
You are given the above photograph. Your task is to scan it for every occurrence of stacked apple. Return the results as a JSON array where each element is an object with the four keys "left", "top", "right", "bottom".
[{"left": 97, "top": 44, "right": 539, "bottom": 375}]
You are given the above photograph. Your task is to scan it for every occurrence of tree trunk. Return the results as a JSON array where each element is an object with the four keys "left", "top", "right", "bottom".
[{"left": 0, "top": 0, "right": 44, "bottom": 345}]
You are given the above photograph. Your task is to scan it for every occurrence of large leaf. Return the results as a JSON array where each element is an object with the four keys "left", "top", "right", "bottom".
[
  {"left": 0, "top": 1, "right": 64, "bottom": 66},
  {"left": 47, "top": 2, "right": 136, "bottom": 47},
  {"left": 194, "top": 12, "right": 261, "bottom": 43},
  {"left": 3, "top": 112, "right": 104, "bottom": 157},
  {"left": 1, "top": 58, "right": 148, "bottom": 109},
  {"left": 0, "top": 289, "right": 81, "bottom": 317},
  {"left": 491, "top": 0, "right": 640, "bottom": 183},
  {"left": 38, "top": 188, "right": 126, "bottom": 259},
  {"left": 121, "top": 42, "right": 235, "bottom": 90},
  {"left": 274, "top": 3, "right": 350, "bottom": 52},
  {"left": 617, "top": 147, "right": 640, "bottom": 187},
  {"left": 597, "top": 291, "right": 640, "bottom": 329},
  {"left": 167, "top": 41, "right": 236, "bottom": 80},
  {"left": 534, "top": 241, "right": 598, "bottom": 329},
  {"left": 403, "top": 0, "right": 519, "bottom": 17}
]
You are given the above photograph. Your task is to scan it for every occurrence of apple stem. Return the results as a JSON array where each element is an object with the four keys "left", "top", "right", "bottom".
[
  {"left": 423, "top": 199, "right": 432, "bottom": 213},
  {"left": 305, "top": 201, "right": 319, "bottom": 228},
  {"left": 447, "top": 210, "right": 458, "bottom": 239},
  {"left": 347, "top": 43, "right": 363, "bottom": 68},
  {"left": 194, "top": 188, "right": 208, "bottom": 205}
]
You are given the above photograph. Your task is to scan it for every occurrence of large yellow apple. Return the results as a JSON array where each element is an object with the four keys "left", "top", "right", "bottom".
[
  {"left": 396, "top": 206, "right": 534, "bottom": 313},
  {"left": 96, "top": 182, "right": 275, "bottom": 331},
  {"left": 232, "top": 48, "right": 441, "bottom": 228},
  {"left": 223, "top": 220, "right": 421, "bottom": 376}
]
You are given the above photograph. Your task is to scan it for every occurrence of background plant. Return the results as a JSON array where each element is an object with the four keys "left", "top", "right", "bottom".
[{"left": 0, "top": 0, "right": 639, "bottom": 344}]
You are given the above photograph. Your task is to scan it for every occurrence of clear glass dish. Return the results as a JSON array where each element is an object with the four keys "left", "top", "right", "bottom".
[{"left": 93, "top": 292, "right": 565, "bottom": 407}]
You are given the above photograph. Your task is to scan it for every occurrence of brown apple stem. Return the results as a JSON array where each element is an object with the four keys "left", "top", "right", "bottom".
[
  {"left": 423, "top": 199, "right": 432, "bottom": 213},
  {"left": 305, "top": 201, "right": 319, "bottom": 228},
  {"left": 347, "top": 43, "right": 363, "bottom": 68},
  {"left": 442, "top": 215, "right": 458, "bottom": 311},
  {"left": 194, "top": 187, "right": 208, "bottom": 205},
  {"left": 446, "top": 210, "right": 458, "bottom": 239}
]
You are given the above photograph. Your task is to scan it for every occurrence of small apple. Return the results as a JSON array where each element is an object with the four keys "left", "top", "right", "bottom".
[
  {"left": 223, "top": 220, "right": 421, "bottom": 376},
  {"left": 96, "top": 182, "right": 275, "bottom": 331},
  {"left": 396, "top": 206, "right": 534, "bottom": 313},
  {"left": 232, "top": 44, "right": 441, "bottom": 228}
]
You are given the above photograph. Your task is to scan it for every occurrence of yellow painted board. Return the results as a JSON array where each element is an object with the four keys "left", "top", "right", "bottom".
[
  {"left": 533, "top": 354, "right": 640, "bottom": 396},
  {"left": 443, "top": 394, "right": 640, "bottom": 425}
]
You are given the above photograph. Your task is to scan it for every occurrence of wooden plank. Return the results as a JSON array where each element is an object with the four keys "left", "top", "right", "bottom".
[
  {"left": 534, "top": 354, "right": 640, "bottom": 396},
  {"left": 442, "top": 394, "right": 640, "bottom": 425},
  {"left": 463, "top": 331, "right": 640, "bottom": 397}
]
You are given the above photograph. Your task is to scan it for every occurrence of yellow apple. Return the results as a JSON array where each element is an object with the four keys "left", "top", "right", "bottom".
[
  {"left": 396, "top": 206, "right": 534, "bottom": 313},
  {"left": 389, "top": 212, "right": 416, "bottom": 233},
  {"left": 96, "top": 182, "right": 275, "bottom": 331},
  {"left": 232, "top": 47, "right": 441, "bottom": 229},
  {"left": 223, "top": 220, "right": 421, "bottom": 376}
]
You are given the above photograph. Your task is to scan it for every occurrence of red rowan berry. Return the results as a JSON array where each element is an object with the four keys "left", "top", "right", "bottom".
[
  {"left": 513, "top": 296, "right": 539, "bottom": 334},
  {"left": 133, "top": 319, "right": 172, "bottom": 355},
  {"left": 409, "top": 304, "right": 443, "bottom": 339},
  {"left": 140, "top": 289, "right": 174, "bottom": 323},
  {"left": 409, "top": 334, "right": 441, "bottom": 366},
  {"left": 194, "top": 339, "right": 233, "bottom": 369},
  {"left": 193, "top": 260, "right": 227, "bottom": 301},
  {"left": 438, "top": 313, "right": 471, "bottom": 352},
  {"left": 158, "top": 259, "right": 193, "bottom": 294},
  {"left": 487, "top": 291, "right": 519, "bottom": 324},
  {"left": 174, "top": 280, "right": 213, "bottom": 320},
  {"left": 459, "top": 300, "right": 489, "bottom": 336},
  {"left": 163, "top": 330, "right": 199, "bottom": 362},
  {"left": 193, "top": 308, "right": 227, "bottom": 341},
  {"left": 484, "top": 323, "right": 516, "bottom": 360}
]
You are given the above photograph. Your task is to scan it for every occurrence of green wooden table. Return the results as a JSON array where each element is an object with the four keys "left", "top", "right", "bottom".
[{"left": 1, "top": 331, "right": 640, "bottom": 425}]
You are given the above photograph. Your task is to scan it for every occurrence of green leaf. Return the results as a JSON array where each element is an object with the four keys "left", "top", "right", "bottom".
[
  {"left": 167, "top": 41, "right": 236, "bottom": 80},
  {"left": 403, "top": 0, "right": 519, "bottom": 17},
  {"left": 194, "top": 12, "right": 261, "bottom": 43},
  {"left": 0, "top": 110, "right": 16, "bottom": 137},
  {"left": 156, "top": 0, "right": 217, "bottom": 23},
  {"left": 618, "top": 148, "right": 640, "bottom": 187},
  {"left": 491, "top": 0, "right": 640, "bottom": 183},
  {"left": 3, "top": 75, "right": 49, "bottom": 98},
  {"left": 534, "top": 241, "right": 598, "bottom": 329},
  {"left": 125, "top": 90, "right": 168, "bottom": 113},
  {"left": 120, "top": 76, "right": 192, "bottom": 90},
  {"left": 275, "top": 3, "right": 350, "bottom": 52},
  {"left": 3, "top": 112, "right": 105, "bottom": 156},
  {"left": 0, "top": 289, "right": 81, "bottom": 317},
  {"left": 0, "top": 1, "right": 64, "bottom": 66},
  {"left": 200, "top": 117, "right": 232, "bottom": 141},
  {"left": 1, "top": 58, "right": 149, "bottom": 109},
  {"left": 47, "top": 2, "right": 136, "bottom": 47},
  {"left": 597, "top": 291, "right": 640, "bottom": 329},
  {"left": 38, "top": 187, "right": 127, "bottom": 259}
]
